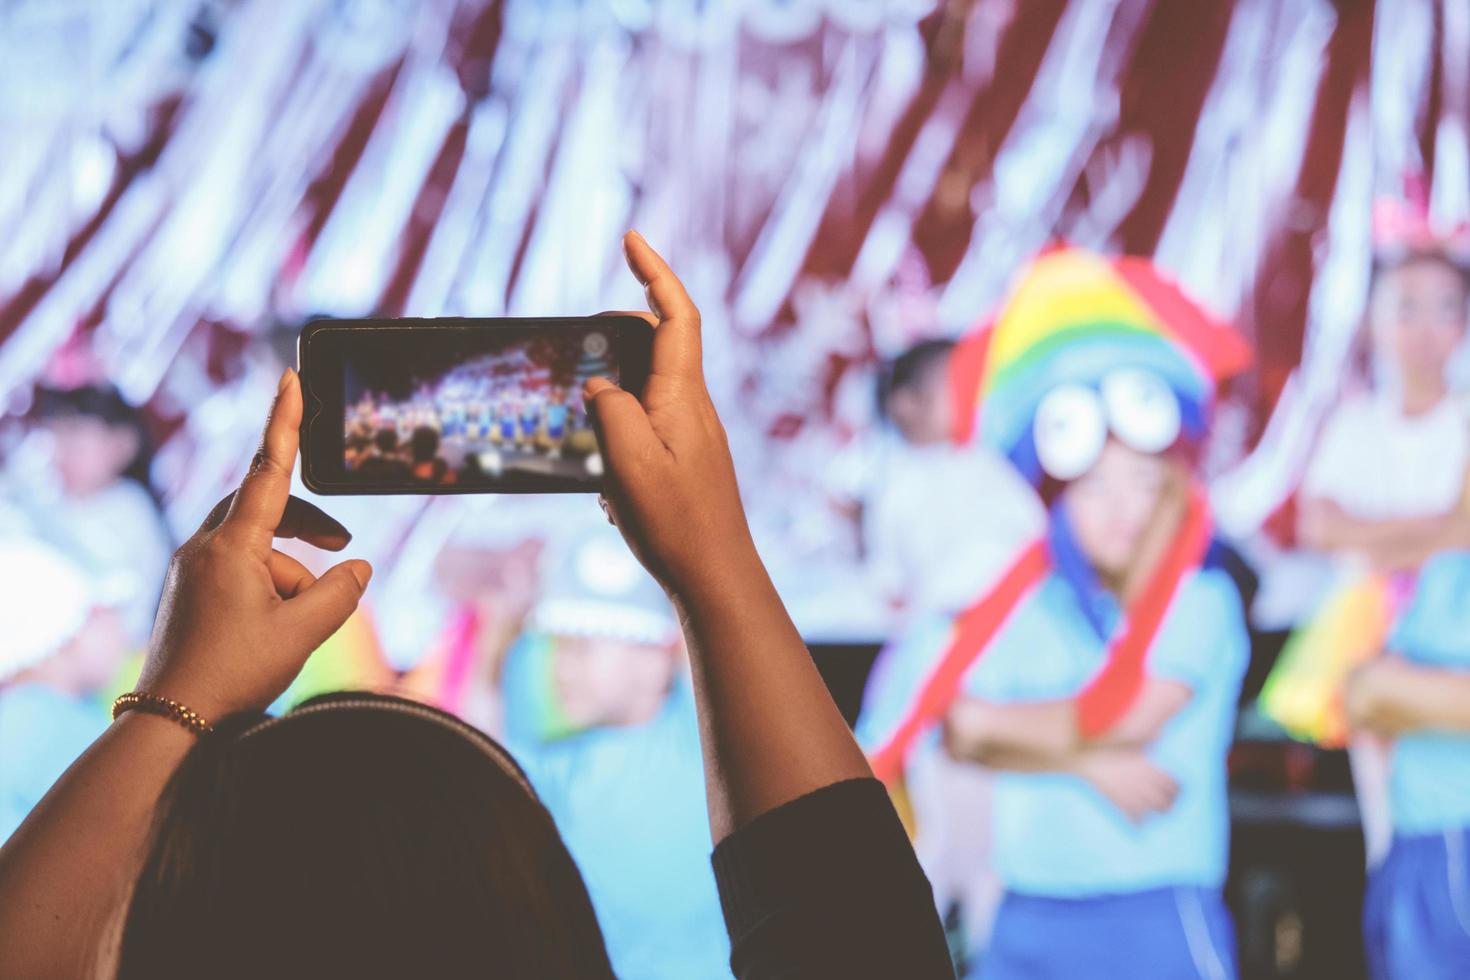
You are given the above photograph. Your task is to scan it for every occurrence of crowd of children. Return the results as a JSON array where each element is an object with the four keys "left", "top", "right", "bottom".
[
  {"left": 5, "top": 222, "right": 1470, "bottom": 978},
  {"left": 851, "top": 224, "right": 1470, "bottom": 979}
]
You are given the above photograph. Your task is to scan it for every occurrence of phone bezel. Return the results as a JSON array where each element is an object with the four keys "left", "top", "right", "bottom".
[{"left": 297, "top": 315, "right": 652, "bottom": 495}]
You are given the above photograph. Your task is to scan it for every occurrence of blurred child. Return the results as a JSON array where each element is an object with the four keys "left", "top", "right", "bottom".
[
  {"left": 860, "top": 248, "right": 1252, "bottom": 978},
  {"left": 1347, "top": 551, "right": 1470, "bottom": 979},
  {"left": 856, "top": 339, "right": 1045, "bottom": 965},
  {"left": 0, "top": 538, "right": 126, "bottom": 843},
  {"left": 1299, "top": 249, "right": 1470, "bottom": 570},
  {"left": 546, "top": 387, "right": 570, "bottom": 458},
  {"left": 1297, "top": 246, "right": 1470, "bottom": 867},
  {"left": 21, "top": 387, "right": 171, "bottom": 645},
  {"left": 498, "top": 525, "right": 728, "bottom": 980},
  {"left": 865, "top": 339, "right": 1046, "bottom": 615}
]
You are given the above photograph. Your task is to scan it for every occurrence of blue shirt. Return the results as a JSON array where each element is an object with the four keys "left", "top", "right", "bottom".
[
  {"left": 501, "top": 653, "right": 730, "bottom": 980},
  {"left": 965, "top": 564, "right": 1247, "bottom": 897},
  {"left": 1386, "top": 551, "right": 1470, "bottom": 835},
  {"left": 0, "top": 683, "right": 109, "bottom": 844}
]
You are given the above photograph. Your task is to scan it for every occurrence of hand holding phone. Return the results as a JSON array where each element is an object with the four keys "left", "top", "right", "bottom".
[
  {"left": 298, "top": 316, "right": 651, "bottom": 494},
  {"left": 586, "top": 232, "right": 760, "bottom": 602}
]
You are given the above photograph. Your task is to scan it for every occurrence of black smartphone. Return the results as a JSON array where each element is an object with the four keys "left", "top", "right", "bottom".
[{"left": 298, "top": 316, "right": 652, "bottom": 494}]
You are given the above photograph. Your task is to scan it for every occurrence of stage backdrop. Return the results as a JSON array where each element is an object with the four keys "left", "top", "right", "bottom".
[{"left": 0, "top": 0, "right": 1463, "bottom": 654}]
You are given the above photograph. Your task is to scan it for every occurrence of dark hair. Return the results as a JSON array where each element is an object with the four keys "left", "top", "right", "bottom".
[
  {"left": 32, "top": 385, "right": 157, "bottom": 494},
  {"left": 410, "top": 426, "right": 441, "bottom": 464},
  {"left": 117, "top": 692, "right": 614, "bottom": 979},
  {"left": 876, "top": 339, "right": 955, "bottom": 418},
  {"left": 373, "top": 429, "right": 399, "bottom": 454}
]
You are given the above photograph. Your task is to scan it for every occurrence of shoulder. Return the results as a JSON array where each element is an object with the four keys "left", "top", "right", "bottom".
[
  {"left": 1175, "top": 566, "right": 1247, "bottom": 623},
  {"left": 963, "top": 572, "right": 1088, "bottom": 697},
  {"left": 1149, "top": 567, "right": 1249, "bottom": 686},
  {"left": 1393, "top": 552, "right": 1470, "bottom": 664}
]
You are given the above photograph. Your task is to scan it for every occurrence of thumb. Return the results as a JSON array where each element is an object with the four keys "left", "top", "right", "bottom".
[
  {"left": 286, "top": 559, "right": 372, "bottom": 649},
  {"left": 585, "top": 378, "right": 666, "bottom": 472}
]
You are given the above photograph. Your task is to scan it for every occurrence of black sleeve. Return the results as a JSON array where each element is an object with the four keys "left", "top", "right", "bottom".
[{"left": 710, "top": 777, "right": 956, "bottom": 980}]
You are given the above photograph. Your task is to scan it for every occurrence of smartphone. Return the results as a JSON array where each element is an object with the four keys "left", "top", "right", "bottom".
[{"left": 298, "top": 316, "right": 652, "bottom": 494}]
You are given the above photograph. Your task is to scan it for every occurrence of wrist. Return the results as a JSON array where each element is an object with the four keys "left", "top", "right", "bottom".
[
  {"left": 112, "top": 705, "right": 207, "bottom": 750},
  {"left": 666, "top": 538, "right": 773, "bottom": 615},
  {"left": 136, "top": 668, "right": 265, "bottom": 723}
]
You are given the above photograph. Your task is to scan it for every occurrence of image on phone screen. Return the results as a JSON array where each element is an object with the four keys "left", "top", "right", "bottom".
[{"left": 300, "top": 317, "right": 650, "bottom": 494}]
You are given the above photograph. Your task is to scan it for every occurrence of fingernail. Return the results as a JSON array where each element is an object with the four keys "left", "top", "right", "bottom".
[
  {"left": 352, "top": 561, "right": 373, "bottom": 589},
  {"left": 277, "top": 368, "right": 293, "bottom": 395}
]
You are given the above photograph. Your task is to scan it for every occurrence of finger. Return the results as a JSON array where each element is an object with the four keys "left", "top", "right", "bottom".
[
  {"left": 622, "top": 231, "right": 703, "bottom": 380},
  {"left": 285, "top": 559, "right": 373, "bottom": 648},
  {"left": 268, "top": 549, "right": 317, "bottom": 599},
  {"left": 199, "top": 492, "right": 351, "bottom": 550},
  {"left": 275, "top": 497, "right": 352, "bottom": 550},
  {"left": 224, "top": 369, "right": 303, "bottom": 545},
  {"left": 585, "top": 378, "right": 666, "bottom": 470}
]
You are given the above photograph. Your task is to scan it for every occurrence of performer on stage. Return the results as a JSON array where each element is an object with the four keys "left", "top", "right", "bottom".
[
  {"left": 855, "top": 338, "right": 1045, "bottom": 965},
  {"left": 498, "top": 525, "right": 728, "bottom": 980},
  {"left": 0, "top": 538, "right": 123, "bottom": 844},
  {"left": 1294, "top": 231, "right": 1470, "bottom": 870},
  {"left": 1349, "top": 551, "right": 1470, "bottom": 980},
  {"left": 859, "top": 247, "right": 1252, "bottom": 979},
  {"left": 519, "top": 391, "right": 543, "bottom": 450},
  {"left": 545, "top": 387, "right": 571, "bottom": 458},
  {"left": 1295, "top": 207, "right": 1470, "bottom": 980}
]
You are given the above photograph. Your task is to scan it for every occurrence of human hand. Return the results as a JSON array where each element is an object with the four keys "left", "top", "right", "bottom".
[
  {"left": 1345, "top": 654, "right": 1422, "bottom": 737},
  {"left": 941, "top": 696, "right": 997, "bottom": 764},
  {"left": 138, "top": 370, "right": 372, "bottom": 719},
  {"left": 1073, "top": 748, "right": 1179, "bottom": 824},
  {"left": 586, "top": 231, "right": 757, "bottom": 601}
]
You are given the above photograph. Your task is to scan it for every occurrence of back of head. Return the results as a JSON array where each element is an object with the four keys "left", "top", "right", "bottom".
[
  {"left": 116, "top": 693, "right": 613, "bottom": 980},
  {"left": 410, "top": 425, "right": 440, "bottom": 463},
  {"left": 879, "top": 339, "right": 955, "bottom": 445}
]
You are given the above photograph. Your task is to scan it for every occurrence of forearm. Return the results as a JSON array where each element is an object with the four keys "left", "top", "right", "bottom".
[
  {"left": 950, "top": 700, "right": 1081, "bottom": 769},
  {"left": 947, "top": 678, "right": 1189, "bottom": 771},
  {"left": 1354, "top": 666, "right": 1470, "bottom": 734},
  {"left": 0, "top": 713, "right": 194, "bottom": 979},
  {"left": 674, "top": 547, "right": 872, "bottom": 843},
  {"left": 1299, "top": 499, "right": 1462, "bottom": 557},
  {"left": 1365, "top": 536, "right": 1459, "bottom": 574}
]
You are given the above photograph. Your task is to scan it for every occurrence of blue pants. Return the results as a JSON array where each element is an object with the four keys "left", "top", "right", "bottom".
[
  {"left": 1364, "top": 829, "right": 1470, "bottom": 980},
  {"left": 981, "top": 887, "right": 1237, "bottom": 980}
]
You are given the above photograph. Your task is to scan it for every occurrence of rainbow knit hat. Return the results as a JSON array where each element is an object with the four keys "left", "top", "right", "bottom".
[{"left": 949, "top": 246, "right": 1252, "bottom": 481}]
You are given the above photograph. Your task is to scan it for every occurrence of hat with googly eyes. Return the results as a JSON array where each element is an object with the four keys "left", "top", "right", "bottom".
[{"left": 949, "top": 246, "right": 1252, "bottom": 483}]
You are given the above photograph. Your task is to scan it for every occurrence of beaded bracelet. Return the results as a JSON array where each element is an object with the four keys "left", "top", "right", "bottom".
[{"left": 112, "top": 692, "right": 215, "bottom": 736}]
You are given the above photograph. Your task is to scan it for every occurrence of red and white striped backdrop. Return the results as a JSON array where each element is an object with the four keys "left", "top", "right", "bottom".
[{"left": 0, "top": 0, "right": 1463, "bottom": 628}]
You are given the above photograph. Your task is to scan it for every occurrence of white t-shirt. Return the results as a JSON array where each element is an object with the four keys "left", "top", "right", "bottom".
[
  {"left": 1301, "top": 392, "right": 1470, "bottom": 519},
  {"left": 865, "top": 442, "right": 1046, "bottom": 615},
  {"left": 1299, "top": 390, "right": 1470, "bottom": 868}
]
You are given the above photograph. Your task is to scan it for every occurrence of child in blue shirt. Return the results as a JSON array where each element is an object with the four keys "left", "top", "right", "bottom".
[
  {"left": 859, "top": 247, "right": 1253, "bottom": 978},
  {"left": 498, "top": 527, "right": 730, "bottom": 980},
  {"left": 1349, "top": 550, "right": 1470, "bottom": 979}
]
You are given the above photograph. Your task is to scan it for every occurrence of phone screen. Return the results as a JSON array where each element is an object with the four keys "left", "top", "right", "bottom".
[{"left": 299, "top": 317, "right": 651, "bottom": 494}]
